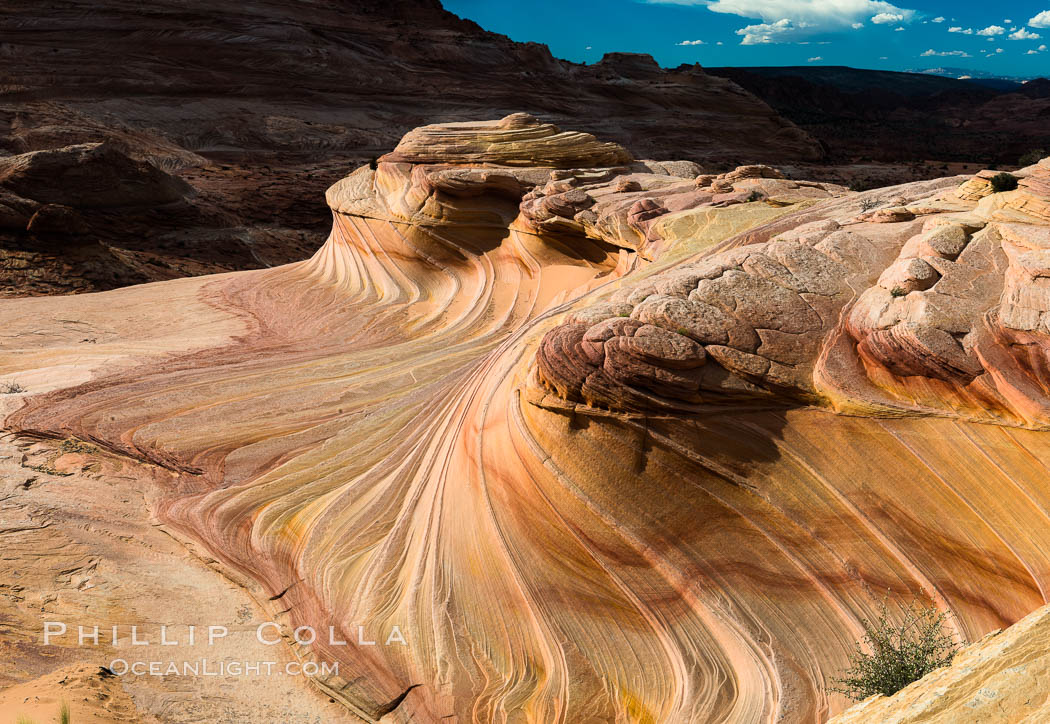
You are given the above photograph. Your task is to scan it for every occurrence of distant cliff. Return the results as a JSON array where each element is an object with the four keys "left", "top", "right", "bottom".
[
  {"left": 709, "top": 66, "right": 1050, "bottom": 165},
  {"left": 0, "top": 0, "right": 820, "bottom": 295}
]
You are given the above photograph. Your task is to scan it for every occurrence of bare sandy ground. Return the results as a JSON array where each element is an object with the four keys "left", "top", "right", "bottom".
[{"left": 0, "top": 394, "right": 358, "bottom": 723}]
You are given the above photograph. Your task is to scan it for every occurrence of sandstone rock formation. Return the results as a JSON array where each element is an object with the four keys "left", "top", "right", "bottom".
[
  {"left": 0, "top": 0, "right": 820, "bottom": 166},
  {"left": 1, "top": 119, "right": 1048, "bottom": 723},
  {"left": 0, "top": 0, "right": 822, "bottom": 296}
]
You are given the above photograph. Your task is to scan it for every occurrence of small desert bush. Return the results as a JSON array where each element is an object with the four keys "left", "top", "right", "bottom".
[
  {"left": 60, "top": 438, "right": 97, "bottom": 454},
  {"left": 990, "top": 172, "right": 1019, "bottom": 193},
  {"left": 1, "top": 381, "right": 26, "bottom": 394},
  {"left": 830, "top": 599, "right": 959, "bottom": 702},
  {"left": 859, "top": 197, "right": 881, "bottom": 212},
  {"left": 1019, "top": 149, "right": 1046, "bottom": 167}
]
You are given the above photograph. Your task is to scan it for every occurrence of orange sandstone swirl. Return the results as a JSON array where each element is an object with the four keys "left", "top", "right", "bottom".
[{"left": 4, "top": 118, "right": 1050, "bottom": 722}]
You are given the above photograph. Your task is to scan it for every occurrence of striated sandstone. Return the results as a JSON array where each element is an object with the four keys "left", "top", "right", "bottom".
[
  {"left": 381, "top": 113, "right": 632, "bottom": 168},
  {"left": 2, "top": 120, "right": 1050, "bottom": 723}
]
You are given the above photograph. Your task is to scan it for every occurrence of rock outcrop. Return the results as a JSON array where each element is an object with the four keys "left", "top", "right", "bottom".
[
  {"left": 0, "top": 142, "right": 191, "bottom": 209},
  {"left": 381, "top": 114, "right": 633, "bottom": 168},
  {"left": 708, "top": 66, "right": 1050, "bottom": 168},
  {"left": 0, "top": 142, "right": 205, "bottom": 237},
  {"left": 0, "top": 0, "right": 820, "bottom": 166},
  {"left": 2, "top": 120, "right": 1049, "bottom": 723},
  {"left": 0, "top": 0, "right": 824, "bottom": 296}
]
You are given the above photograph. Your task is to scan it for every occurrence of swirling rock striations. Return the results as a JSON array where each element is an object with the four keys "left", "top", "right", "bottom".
[
  {"left": 381, "top": 114, "right": 633, "bottom": 169},
  {"left": 2, "top": 122, "right": 1050, "bottom": 723}
]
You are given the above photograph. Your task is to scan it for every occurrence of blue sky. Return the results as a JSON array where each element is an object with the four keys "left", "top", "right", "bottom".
[{"left": 443, "top": 0, "right": 1050, "bottom": 76}]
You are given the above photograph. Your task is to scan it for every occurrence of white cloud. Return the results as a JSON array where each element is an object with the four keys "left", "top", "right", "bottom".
[
  {"left": 994, "top": 47, "right": 1004, "bottom": 53},
  {"left": 1004, "top": 18, "right": 1012, "bottom": 24},
  {"left": 677, "top": 39, "right": 706, "bottom": 45},
  {"left": 1031, "top": 11, "right": 1050, "bottom": 28},
  {"left": 736, "top": 18, "right": 799, "bottom": 44},
  {"left": 1028, "top": 48, "right": 1041, "bottom": 54},
  {"left": 852, "top": 22, "right": 864, "bottom": 28},
  {"left": 894, "top": 26, "right": 904, "bottom": 31},
  {"left": 921, "top": 49, "right": 971, "bottom": 57},
  {"left": 879, "top": 55, "right": 889, "bottom": 59},
  {"left": 585, "top": 45, "right": 593, "bottom": 50},
  {"left": 871, "top": 12, "right": 903, "bottom": 24},
  {"left": 807, "top": 55, "right": 823, "bottom": 61},
  {"left": 697, "top": 0, "right": 916, "bottom": 42},
  {"left": 931, "top": 16, "right": 945, "bottom": 23},
  {"left": 1042, "top": 44, "right": 1049, "bottom": 50},
  {"left": 717, "top": 40, "right": 724, "bottom": 44},
  {"left": 977, "top": 25, "right": 1005, "bottom": 36},
  {"left": 1009, "top": 28, "right": 1041, "bottom": 40},
  {"left": 948, "top": 26, "right": 972, "bottom": 34},
  {"left": 703, "top": 0, "right": 914, "bottom": 23}
]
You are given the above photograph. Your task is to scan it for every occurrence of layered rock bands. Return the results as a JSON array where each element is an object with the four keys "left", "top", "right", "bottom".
[{"left": 2, "top": 115, "right": 1050, "bottom": 722}]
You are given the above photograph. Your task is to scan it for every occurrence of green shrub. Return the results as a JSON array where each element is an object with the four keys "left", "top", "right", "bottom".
[
  {"left": 990, "top": 172, "right": 1018, "bottom": 193},
  {"left": 60, "top": 701, "right": 70, "bottom": 724},
  {"left": 890, "top": 286, "right": 906, "bottom": 298},
  {"left": 831, "top": 599, "right": 959, "bottom": 702},
  {"left": 1, "top": 381, "right": 26, "bottom": 394}
]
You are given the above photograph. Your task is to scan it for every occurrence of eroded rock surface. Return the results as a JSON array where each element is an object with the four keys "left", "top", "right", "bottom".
[
  {"left": 0, "top": 0, "right": 824, "bottom": 296},
  {"left": 535, "top": 158, "right": 1050, "bottom": 429},
  {"left": 2, "top": 121, "right": 1049, "bottom": 723}
]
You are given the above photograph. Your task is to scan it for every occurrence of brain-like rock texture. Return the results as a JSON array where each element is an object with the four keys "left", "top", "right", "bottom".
[{"left": 2, "top": 121, "right": 1049, "bottom": 723}]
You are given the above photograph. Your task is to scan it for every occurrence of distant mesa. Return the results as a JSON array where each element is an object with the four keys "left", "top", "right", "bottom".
[{"left": 593, "top": 52, "right": 665, "bottom": 77}]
